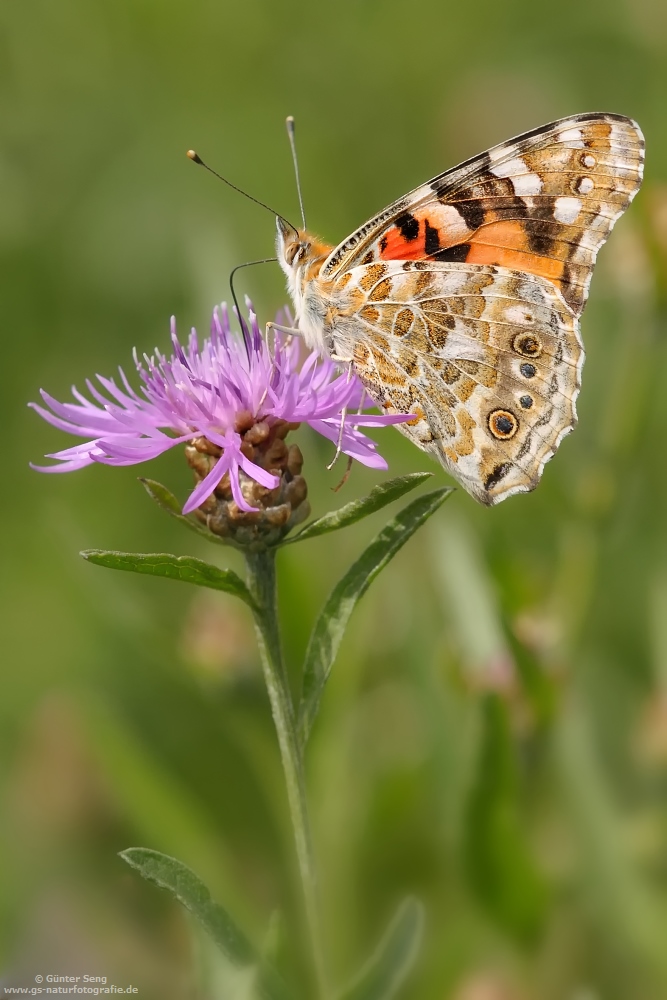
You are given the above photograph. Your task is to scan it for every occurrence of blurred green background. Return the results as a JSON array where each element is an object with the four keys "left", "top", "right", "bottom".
[{"left": 3, "top": 0, "right": 667, "bottom": 996}]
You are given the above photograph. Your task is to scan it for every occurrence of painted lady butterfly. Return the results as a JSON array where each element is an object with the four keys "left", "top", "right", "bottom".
[{"left": 276, "top": 113, "right": 644, "bottom": 504}]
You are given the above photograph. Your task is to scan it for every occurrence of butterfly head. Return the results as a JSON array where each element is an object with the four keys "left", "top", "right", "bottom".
[
  {"left": 276, "top": 216, "right": 310, "bottom": 272},
  {"left": 276, "top": 216, "right": 333, "bottom": 312}
]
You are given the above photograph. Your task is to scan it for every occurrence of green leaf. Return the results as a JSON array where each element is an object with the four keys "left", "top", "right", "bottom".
[
  {"left": 81, "top": 550, "right": 257, "bottom": 610},
  {"left": 283, "top": 473, "right": 433, "bottom": 545},
  {"left": 120, "top": 848, "right": 292, "bottom": 1000},
  {"left": 120, "top": 848, "right": 253, "bottom": 964},
  {"left": 338, "top": 899, "right": 424, "bottom": 1000},
  {"left": 464, "top": 695, "right": 549, "bottom": 943},
  {"left": 140, "top": 478, "right": 227, "bottom": 546},
  {"left": 298, "top": 486, "right": 452, "bottom": 746}
]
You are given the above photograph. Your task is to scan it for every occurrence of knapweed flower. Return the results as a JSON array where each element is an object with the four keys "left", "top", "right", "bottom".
[{"left": 31, "top": 304, "right": 409, "bottom": 545}]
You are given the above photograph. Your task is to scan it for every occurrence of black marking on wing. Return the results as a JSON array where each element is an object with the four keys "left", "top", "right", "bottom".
[
  {"left": 431, "top": 244, "right": 471, "bottom": 262},
  {"left": 484, "top": 462, "right": 512, "bottom": 491},
  {"left": 424, "top": 220, "right": 441, "bottom": 256},
  {"left": 395, "top": 212, "right": 420, "bottom": 241},
  {"left": 452, "top": 198, "right": 487, "bottom": 232}
]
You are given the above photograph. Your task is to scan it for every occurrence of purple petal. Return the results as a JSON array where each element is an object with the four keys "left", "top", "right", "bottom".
[
  {"left": 182, "top": 450, "right": 232, "bottom": 515},
  {"left": 28, "top": 401, "right": 98, "bottom": 437},
  {"left": 30, "top": 457, "right": 96, "bottom": 473},
  {"left": 227, "top": 458, "right": 258, "bottom": 512},
  {"left": 309, "top": 419, "right": 389, "bottom": 470},
  {"left": 238, "top": 452, "right": 280, "bottom": 490},
  {"left": 347, "top": 412, "right": 416, "bottom": 427}
]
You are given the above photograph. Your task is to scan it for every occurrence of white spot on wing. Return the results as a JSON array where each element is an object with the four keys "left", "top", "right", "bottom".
[
  {"left": 490, "top": 157, "right": 543, "bottom": 196},
  {"left": 504, "top": 304, "right": 534, "bottom": 326},
  {"left": 438, "top": 269, "right": 472, "bottom": 294},
  {"left": 577, "top": 176, "right": 594, "bottom": 194},
  {"left": 511, "top": 172, "right": 543, "bottom": 196},
  {"left": 413, "top": 184, "right": 434, "bottom": 202},
  {"left": 432, "top": 204, "right": 471, "bottom": 241},
  {"left": 558, "top": 127, "right": 584, "bottom": 145},
  {"left": 554, "top": 196, "right": 582, "bottom": 224},
  {"left": 440, "top": 327, "right": 487, "bottom": 364},
  {"left": 491, "top": 157, "right": 530, "bottom": 178},
  {"left": 582, "top": 154, "right": 596, "bottom": 169}
]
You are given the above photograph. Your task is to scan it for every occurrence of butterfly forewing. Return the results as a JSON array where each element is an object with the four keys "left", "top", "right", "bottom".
[{"left": 322, "top": 113, "right": 644, "bottom": 316}]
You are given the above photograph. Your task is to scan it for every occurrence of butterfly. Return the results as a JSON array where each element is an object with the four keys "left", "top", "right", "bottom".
[{"left": 275, "top": 113, "right": 644, "bottom": 505}]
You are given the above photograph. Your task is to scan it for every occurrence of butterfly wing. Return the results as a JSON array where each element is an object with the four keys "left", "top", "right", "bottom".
[
  {"left": 319, "top": 113, "right": 643, "bottom": 503},
  {"left": 331, "top": 259, "right": 581, "bottom": 504},
  {"left": 322, "top": 113, "right": 644, "bottom": 316}
]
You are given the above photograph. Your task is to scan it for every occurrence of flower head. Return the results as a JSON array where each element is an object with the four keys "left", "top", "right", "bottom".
[{"left": 31, "top": 304, "right": 409, "bottom": 523}]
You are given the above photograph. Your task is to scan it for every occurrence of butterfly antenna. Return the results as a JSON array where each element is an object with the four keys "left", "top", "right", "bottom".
[
  {"left": 229, "top": 257, "right": 278, "bottom": 323},
  {"left": 286, "top": 116, "right": 306, "bottom": 230},
  {"left": 227, "top": 257, "right": 278, "bottom": 357},
  {"left": 186, "top": 149, "right": 299, "bottom": 236}
]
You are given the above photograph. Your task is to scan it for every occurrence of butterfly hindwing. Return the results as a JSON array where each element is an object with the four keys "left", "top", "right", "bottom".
[
  {"left": 322, "top": 113, "right": 644, "bottom": 317},
  {"left": 330, "top": 260, "right": 582, "bottom": 504}
]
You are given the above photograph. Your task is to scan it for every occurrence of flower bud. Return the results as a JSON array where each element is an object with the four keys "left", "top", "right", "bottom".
[{"left": 186, "top": 420, "right": 310, "bottom": 549}]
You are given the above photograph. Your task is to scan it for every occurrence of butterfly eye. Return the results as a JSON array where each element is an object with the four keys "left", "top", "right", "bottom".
[{"left": 285, "top": 243, "right": 303, "bottom": 266}]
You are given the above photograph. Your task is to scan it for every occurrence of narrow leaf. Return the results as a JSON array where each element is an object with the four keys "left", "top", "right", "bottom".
[
  {"left": 338, "top": 898, "right": 424, "bottom": 1000},
  {"left": 298, "top": 487, "right": 452, "bottom": 745},
  {"left": 283, "top": 473, "right": 433, "bottom": 545},
  {"left": 140, "top": 478, "right": 227, "bottom": 546},
  {"left": 82, "top": 549, "right": 257, "bottom": 610},
  {"left": 120, "top": 849, "right": 292, "bottom": 1000},
  {"left": 122, "top": 848, "right": 253, "bottom": 962}
]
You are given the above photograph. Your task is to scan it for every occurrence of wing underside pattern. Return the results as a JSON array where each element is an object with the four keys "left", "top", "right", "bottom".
[{"left": 331, "top": 260, "right": 582, "bottom": 504}]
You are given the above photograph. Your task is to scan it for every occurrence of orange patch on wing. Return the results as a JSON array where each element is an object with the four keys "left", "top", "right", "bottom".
[
  {"left": 466, "top": 221, "right": 565, "bottom": 284},
  {"left": 465, "top": 242, "right": 564, "bottom": 283},
  {"left": 380, "top": 206, "right": 471, "bottom": 262},
  {"left": 380, "top": 215, "right": 565, "bottom": 286},
  {"left": 471, "top": 220, "right": 528, "bottom": 249},
  {"left": 406, "top": 404, "right": 425, "bottom": 426},
  {"left": 380, "top": 227, "right": 426, "bottom": 261}
]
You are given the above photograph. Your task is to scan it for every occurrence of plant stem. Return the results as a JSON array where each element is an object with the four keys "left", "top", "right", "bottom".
[{"left": 245, "top": 549, "right": 328, "bottom": 999}]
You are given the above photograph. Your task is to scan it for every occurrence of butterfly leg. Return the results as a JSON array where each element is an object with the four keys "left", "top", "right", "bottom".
[
  {"left": 326, "top": 363, "right": 354, "bottom": 471},
  {"left": 257, "top": 378, "right": 272, "bottom": 411},
  {"left": 326, "top": 405, "right": 348, "bottom": 471},
  {"left": 332, "top": 455, "right": 353, "bottom": 492},
  {"left": 265, "top": 321, "right": 303, "bottom": 338},
  {"left": 353, "top": 388, "right": 367, "bottom": 419},
  {"left": 331, "top": 386, "right": 365, "bottom": 490}
]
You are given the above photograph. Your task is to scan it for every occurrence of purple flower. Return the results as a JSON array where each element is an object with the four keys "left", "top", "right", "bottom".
[{"left": 30, "top": 304, "right": 410, "bottom": 514}]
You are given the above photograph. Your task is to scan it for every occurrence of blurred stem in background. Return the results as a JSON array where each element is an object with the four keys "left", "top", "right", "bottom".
[{"left": 246, "top": 548, "right": 328, "bottom": 999}]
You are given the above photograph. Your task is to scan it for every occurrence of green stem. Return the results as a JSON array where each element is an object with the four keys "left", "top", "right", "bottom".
[{"left": 245, "top": 549, "right": 327, "bottom": 999}]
